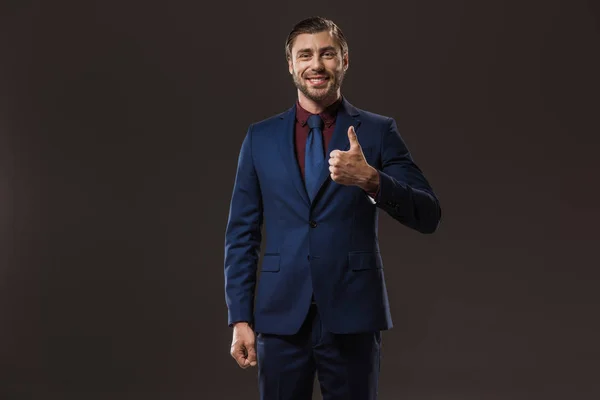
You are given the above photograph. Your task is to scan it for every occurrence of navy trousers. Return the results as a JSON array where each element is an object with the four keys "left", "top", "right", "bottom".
[{"left": 256, "top": 304, "right": 381, "bottom": 400}]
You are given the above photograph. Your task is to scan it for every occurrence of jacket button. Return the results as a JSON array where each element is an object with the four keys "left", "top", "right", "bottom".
[{"left": 309, "top": 220, "right": 317, "bottom": 228}]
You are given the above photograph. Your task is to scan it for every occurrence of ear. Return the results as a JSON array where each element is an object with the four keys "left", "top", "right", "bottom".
[
  {"left": 288, "top": 57, "right": 294, "bottom": 75},
  {"left": 343, "top": 51, "right": 349, "bottom": 71}
]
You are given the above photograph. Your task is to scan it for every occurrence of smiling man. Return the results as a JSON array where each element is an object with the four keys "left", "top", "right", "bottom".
[{"left": 224, "top": 16, "right": 441, "bottom": 400}]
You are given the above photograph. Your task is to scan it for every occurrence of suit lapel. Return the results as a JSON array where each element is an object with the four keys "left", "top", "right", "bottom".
[
  {"left": 277, "top": 106, "right": 311, "bottom": 206},
  {"left": 311, "top": 98, "right": 362, "bottom": 204}
]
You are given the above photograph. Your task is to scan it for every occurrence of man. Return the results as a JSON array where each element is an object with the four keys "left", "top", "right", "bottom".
[{"left": 224, "top": 16, "right": 441, "bottom": 400}]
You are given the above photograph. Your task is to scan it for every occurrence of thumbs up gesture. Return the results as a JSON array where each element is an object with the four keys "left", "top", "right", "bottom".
[{"left": 328, "top": 126, "right": 379, "bottom": 191}]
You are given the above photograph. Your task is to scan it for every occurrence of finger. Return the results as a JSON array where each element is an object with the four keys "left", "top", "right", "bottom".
[
  {"left": 231, "top": 344, "right": 249, "bottom": 369},
  {"left": 328, "top": 157, "right": 338, "bottom": 166},
  {"left": 329, "top": 149, "right": 340, "bottom": 158},
  {"left": 347, "top": 126, "right": 360, "bottom": 149},
  {"left": 235, "top": 353, "right": 249, "bottom": 369},
  {"left": 246, "top": 344, "right": 257, "bottom": 367}
]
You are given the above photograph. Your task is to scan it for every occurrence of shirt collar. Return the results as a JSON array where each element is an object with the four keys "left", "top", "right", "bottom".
[{"left": 295, "top": 97, "right": 342, "bottom": 128}]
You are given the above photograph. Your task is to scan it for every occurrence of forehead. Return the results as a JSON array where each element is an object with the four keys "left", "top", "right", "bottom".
[{"left": 291, "top": 31, "right": 338, "bottom": 53}]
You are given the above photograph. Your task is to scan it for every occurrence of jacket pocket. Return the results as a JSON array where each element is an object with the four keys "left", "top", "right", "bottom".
[
  {"left": 348, "top": 251, "right": 382, "bottom": 271},
  {"left": 260, "top": 254, "right": 280, "bottom": 272}
]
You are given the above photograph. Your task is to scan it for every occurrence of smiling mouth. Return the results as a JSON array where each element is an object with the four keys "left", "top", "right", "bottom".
[{"left": 306, "top": 76, "right": 329, "bottom": 85}]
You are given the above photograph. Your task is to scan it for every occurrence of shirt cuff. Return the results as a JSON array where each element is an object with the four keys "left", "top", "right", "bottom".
[{"left": 366, "top": 186, "right": 380, "bottom": 204}]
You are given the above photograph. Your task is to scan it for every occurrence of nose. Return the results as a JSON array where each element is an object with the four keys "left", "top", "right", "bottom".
[{"left": 310, "top": 55, "right": 324, "bottom": 71}]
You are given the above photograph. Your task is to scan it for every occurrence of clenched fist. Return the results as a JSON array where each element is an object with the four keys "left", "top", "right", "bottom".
[
  {"left": 230, "top": 322, "right": 257, "bottom": 369},
  {"left": 328, "top": 126, "right": 379, "bottom": 192}
]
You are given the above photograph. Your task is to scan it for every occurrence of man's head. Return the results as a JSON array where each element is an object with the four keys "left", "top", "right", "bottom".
[{"left": 285, "top": 17, "right": 349, "bottom": 107}]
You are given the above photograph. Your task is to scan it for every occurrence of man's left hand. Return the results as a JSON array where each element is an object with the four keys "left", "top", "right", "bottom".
[{"left": 328, "top": 126, "right": 379, "bottom": 192}]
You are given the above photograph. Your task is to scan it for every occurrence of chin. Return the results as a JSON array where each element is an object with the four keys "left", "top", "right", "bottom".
[
  {"left": 308, "top": 88, "right": 328, "bottom": 97},
  {"left": 306, "top": 93, "right": 329, "bottom": 102},
  {"left": 307, "top": 86, "right": 333, "bottom": 98},
  {"left": 296, "top": 80, "right": 336, "bottom": 103}
]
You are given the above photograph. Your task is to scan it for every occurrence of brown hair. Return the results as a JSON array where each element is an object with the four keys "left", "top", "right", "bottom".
[{"left": 285, "top": 16, "right": 348, "bottom": 60}]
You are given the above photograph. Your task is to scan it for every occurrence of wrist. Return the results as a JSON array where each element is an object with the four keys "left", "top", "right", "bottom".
[{"left": 358, "top": 166, "right": 380, "bottom": 192}]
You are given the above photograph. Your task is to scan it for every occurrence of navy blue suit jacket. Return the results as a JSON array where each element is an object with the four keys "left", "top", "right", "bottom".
[{"left": 224, "top": 98, "right": 441, "bottom": 335}]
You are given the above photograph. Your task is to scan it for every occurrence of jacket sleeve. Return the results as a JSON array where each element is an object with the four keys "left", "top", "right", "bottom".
[
  {"left": 374, "top": 118, "right": 441, "bottom": 234},
  {"left": 224, "top": 125, "right": 263, "bottom": 326}
]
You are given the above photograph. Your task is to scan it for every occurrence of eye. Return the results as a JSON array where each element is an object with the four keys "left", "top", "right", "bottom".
[{"left": 323, "top": 51, "right": 336, "bottom": 58}]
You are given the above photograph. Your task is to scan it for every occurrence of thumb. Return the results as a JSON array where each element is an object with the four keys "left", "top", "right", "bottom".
[
  {"left": 347, "top": 126, "right": 360, "bottom": 149},
  {"left": 246, "top": 343, "right": 257, "bottom": 367}
]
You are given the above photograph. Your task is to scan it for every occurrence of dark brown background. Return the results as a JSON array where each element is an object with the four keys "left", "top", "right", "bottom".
[{"left": 1, "top": 1, "right": 599, "bottom": 399}]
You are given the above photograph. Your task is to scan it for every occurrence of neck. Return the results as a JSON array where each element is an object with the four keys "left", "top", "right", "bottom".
[{"left": 297, "top": 91, "right": 341, "bottom": 114}]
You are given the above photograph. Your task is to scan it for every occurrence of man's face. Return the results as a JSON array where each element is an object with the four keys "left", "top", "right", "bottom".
[{"left": 288, "top": 31, "right": 348, "bottom": 104}]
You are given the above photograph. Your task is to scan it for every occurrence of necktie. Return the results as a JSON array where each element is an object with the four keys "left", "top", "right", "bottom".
[{"left": 305, "top": 114, "right": 325, "bottom": 200}]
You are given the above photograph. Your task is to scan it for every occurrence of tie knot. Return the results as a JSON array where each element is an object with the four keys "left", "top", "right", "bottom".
[{"left": 307, "top": 114, "right": 323, "bottom": 130}]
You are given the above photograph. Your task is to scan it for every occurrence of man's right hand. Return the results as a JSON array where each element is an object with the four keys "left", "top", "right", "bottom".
[{"left": 230, "top": 322, "right": 257, "bottom": 369}]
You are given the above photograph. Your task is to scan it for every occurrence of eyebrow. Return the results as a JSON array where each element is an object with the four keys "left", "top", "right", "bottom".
[{"left": 296, "top": 46, "right": 338, "bottom": 55}]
